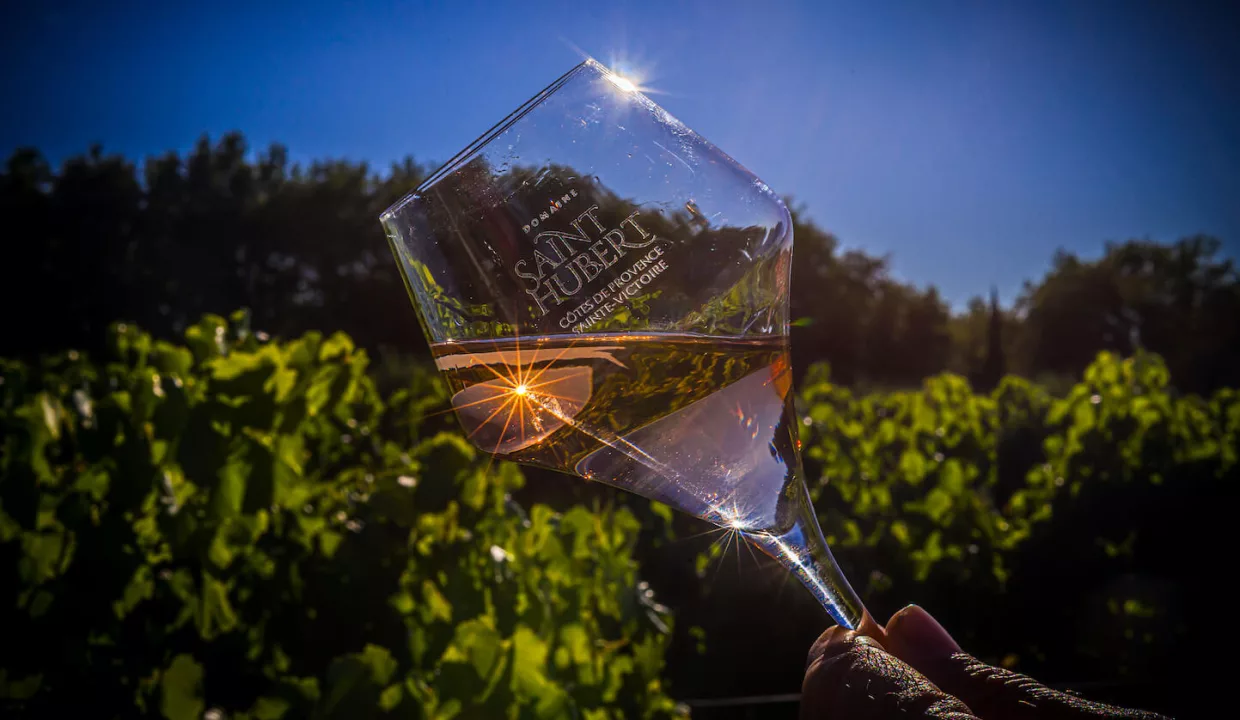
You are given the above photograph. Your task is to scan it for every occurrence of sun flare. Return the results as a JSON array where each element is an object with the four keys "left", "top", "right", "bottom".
[
  {"left": 606, "top": 73, "right": 638, "bottom": 93},
  {"left": 437, "top": 338, "right": 607, "bottom": 457}
]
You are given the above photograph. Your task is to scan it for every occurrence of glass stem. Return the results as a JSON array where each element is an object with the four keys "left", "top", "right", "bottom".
[{"left": 743, "top": 483, "right": 866, "bottom": 630}]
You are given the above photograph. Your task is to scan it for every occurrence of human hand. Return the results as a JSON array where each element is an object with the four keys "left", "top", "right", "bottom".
[{"left": 801, "top": 605, "right": 1170, "bottom": 719}]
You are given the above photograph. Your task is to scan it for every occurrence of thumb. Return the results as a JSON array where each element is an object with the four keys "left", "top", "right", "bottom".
[
  {"left": 801, "top": 625, "right": 978, "bottom": 719},
  {"left": 884, "top": 605, "right": 1170, "bottom": 720}
]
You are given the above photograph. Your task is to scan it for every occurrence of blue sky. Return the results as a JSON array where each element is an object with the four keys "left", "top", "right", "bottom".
[{"left": 3, "top": 0, "right": 1237, "bottom": 307}]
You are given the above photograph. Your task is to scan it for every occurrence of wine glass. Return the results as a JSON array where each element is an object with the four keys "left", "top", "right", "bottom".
[{"left": 380, "top": 59, "right": 866, "bottom": 629}]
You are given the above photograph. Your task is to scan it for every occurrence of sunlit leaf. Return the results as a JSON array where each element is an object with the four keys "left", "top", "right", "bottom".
[{"left": 160, "top": 655, "right": 205, "bottom": 720}]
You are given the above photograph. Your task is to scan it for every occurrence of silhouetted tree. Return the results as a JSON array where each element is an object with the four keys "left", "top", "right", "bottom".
[
  {"left": 3, "top": 139, "right": 1236, "bottom": 394},
  {"left": 1015, "top": 237, "right": 1240, "bottom": 393},
  {"left": 976, "top": 286, "right": 1006, "bottom": 391},
  {"left": 0, "top": 134, "right": 429, "bottom": 360}
]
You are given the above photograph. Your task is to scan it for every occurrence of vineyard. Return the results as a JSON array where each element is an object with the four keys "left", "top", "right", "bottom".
[{"left": 2, "top": 313, "right": 1235, "bottom": 717}]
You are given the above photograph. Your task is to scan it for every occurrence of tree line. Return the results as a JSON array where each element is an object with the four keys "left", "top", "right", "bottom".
[{"left": 3, "top": 133, "right": 1237, "bottom": 394}]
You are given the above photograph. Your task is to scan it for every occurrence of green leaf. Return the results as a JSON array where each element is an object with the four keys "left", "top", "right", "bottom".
[
  {"left": 421, "top": 580, "right": 452, "bottom": 623},
  {"left": 924, "top": 489, "right": 952, "bottom": 521},
  {"left": 199, "top": 572, "right": 239, "bottom": 638},
  {"left": 20, "top": 531, "right": 67, "bottom": 583},
  {"left": 184, "top": 315, "right": 229, "bottom": 362},
  {"left": 114, "top": 565, "right": 155, "bottom": 618},
  {"left": 649, "top": 501, "right": 674, "bottom": 528},
  {"left": 939, "top": 459, "right": 965, "bottom": 495},
  {"left": 160, "top": 655, "right": 205, "bottom": 720},
  {"left": 445, "top": 618, "right": 503, "bottom": 679},
  {"left": 38, "top": 393, "right": 62, "bottom": 440},
  {"left": 268, "top": 366, "right": 298, "bottom": 403},
  {"left": 152, "top": 341, "right": 194, "bottom": 376},
  {"left": 358, "top": 644, "right": 399, "bottom": 685},
  {"left": 272, "top": 434, "right": 305, "bottom": 505},
  {"left": 899, "top": 449, "right": 926, "bottom": 485},
  {"left": 511, "top": 626, "right": 548, "bottom": 694},
  {"left": 318, "top": 529, "right": 343, "bottom": 558},
  {"left": 510, "top": 626, "right": 569, "bottom": 714},
  {"left": 560, "top": 506, "right": 597, "bottom": 559},
  {"left": 631, "top": 634, "right": 664, "bottom": 681},
  {"left": 557, "top": 623, "right": 594, "bottom": 682},
  {"left": 459, "top": 467, "right": 488, "bottom": 510},
  {"left": 320, "top": 645, "right": 398, "bottom": 719},
  {"left": 319, "top": 333, "right": 355, "bottom": 362},
  {"left": 249, "top": 695, "right": 291, "bottom": 720},
  {"left": 306, "top": 366, "right": 341, "bottom": 418},
  {"left": 1073, "top": 401, "right": 1096, "bottom": 431},
  {"left": 212, "top": 441, "right": 250, "bottom": 520},
  {"left": 207, "top": 530, "right": 235, "bottom": 570},
  {"left": 378, "top": 684, "right": 402, "bottom": 711}
]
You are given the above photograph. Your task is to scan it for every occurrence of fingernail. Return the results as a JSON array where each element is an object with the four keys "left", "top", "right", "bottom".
[
  {"left": 806, "top": 626, "right": 875, "bottom": 669},
  {"left": 806, "top": 626, "right": 840, "bottom": 668},
  {"left": 888, "top": 605, "right": 959, "bottom": 659}
]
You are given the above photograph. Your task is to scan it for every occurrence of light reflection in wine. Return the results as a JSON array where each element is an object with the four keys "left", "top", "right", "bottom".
[
  {"left": 435, "top": 335, "right": 844, "bottom": 617},
  {"left": 437, "top": 334, "right": 681, "bottom": 478}
]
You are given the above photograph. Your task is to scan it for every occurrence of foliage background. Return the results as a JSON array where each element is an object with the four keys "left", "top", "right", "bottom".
[
  {"left": 2, "top": 140, "right": 1237, "bottom": 718},
  {"left": 1, "top": 315, "right": 683, "bottom": 719}
]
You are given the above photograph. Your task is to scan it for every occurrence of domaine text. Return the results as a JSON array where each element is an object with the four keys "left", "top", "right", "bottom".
[{"left": 514, "top": 204, "right": 660, "bottom": 316}]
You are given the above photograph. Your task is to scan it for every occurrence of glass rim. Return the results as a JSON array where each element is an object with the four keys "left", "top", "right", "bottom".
[{"left": 380, "top": 58, "right": 627, "bottom": 223}]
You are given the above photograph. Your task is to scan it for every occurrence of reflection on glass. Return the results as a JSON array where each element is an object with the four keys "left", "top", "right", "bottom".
[{"left": 381, "top": 59, "right": 866, "bottom": 629}]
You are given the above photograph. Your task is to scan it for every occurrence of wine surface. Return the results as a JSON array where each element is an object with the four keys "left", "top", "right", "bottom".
[{"left": 432, "top": 332, "right": 805, "bottom": 535}]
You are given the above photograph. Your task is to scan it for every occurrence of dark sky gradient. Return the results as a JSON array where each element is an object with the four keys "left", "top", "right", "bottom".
[{"left": 3, "top": 0, "right": 1237, "bottom": 306}]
